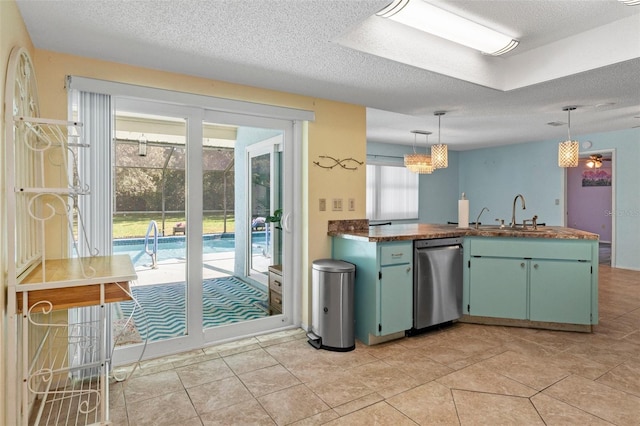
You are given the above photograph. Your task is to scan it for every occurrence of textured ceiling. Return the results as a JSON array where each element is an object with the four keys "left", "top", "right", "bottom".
[{"left": 16, "top": 0, "right": 640, "bottom": 150}]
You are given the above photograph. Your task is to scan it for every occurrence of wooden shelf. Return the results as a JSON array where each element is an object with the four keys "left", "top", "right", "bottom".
[{"left": 16, "top": 255, "right": 136, "bottom": 312}]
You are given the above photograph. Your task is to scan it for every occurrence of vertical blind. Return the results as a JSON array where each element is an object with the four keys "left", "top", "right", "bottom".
[
  {"left": 68, "top": 91, "right": 113, "bottom": 376},
  {"left": 366, "top": 164, "right": 418, "bottom": 220}
]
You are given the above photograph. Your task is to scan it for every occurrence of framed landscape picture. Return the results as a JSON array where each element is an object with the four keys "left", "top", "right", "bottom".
[{"left": 582, "top": 169, "right": 612, "bottom": 187}]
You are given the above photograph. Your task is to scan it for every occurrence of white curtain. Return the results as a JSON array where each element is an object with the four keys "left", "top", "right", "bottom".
[{"left": 68, "top": 91, "right": 113, "bottom": 376}]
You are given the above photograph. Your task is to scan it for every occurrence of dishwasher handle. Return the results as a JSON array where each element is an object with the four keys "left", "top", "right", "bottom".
[{"left": 414, "top": 237, "right": 463, "bottom": 249}]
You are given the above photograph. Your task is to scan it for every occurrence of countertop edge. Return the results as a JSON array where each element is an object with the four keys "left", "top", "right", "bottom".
[{"left": 328, "top": 224, "right": 599, "bottom": 242}]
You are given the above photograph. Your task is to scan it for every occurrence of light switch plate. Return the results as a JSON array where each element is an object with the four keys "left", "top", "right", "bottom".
[
  {"left": 348, "top": 198, "right": 355, "bottom": 211},
  {"left": 332, "top": 198, "right": 343, "bottom": 211},
  {"left": 319, "top": 198, "right": 326, "bottom": 211}
]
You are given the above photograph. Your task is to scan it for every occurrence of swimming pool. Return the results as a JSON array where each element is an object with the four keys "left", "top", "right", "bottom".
[{"left": 114, "top": 233, "right": 267, "bottom": 268}]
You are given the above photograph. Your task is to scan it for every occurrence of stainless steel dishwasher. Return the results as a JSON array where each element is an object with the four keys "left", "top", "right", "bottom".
[{"left": 411, "top": 237, "right": 463, "bottom": 333}]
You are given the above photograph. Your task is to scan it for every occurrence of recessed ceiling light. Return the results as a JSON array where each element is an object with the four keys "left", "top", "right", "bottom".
[{"left": 376, "top": 0, "right": 519, "bottom": 56}]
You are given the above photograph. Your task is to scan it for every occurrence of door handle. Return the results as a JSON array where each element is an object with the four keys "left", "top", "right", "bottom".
[{"left": 282, "top": 212, "right": 291, "bottom": 232}]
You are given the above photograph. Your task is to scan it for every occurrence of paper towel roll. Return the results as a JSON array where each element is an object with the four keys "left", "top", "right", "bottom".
[{"left": 458, "top": 197, "right": 469, "bottom": 228}]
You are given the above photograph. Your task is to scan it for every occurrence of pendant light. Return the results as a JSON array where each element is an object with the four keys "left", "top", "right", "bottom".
[
  {"left": 404, "top": 130, "right": 433, "bottom": 174},
  {"left": 558, "top": 106, "right": 579, "bottom": 168},
  {"left": 432, "top": 111, "right": 448, "bottom": 169}
]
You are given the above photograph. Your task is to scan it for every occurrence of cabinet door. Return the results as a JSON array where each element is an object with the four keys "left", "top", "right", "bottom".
[
  {"left": 469, "top": 257, "right": 527, "bottom": 319},
  {"left": 530, "top": 259, "right": 592, "bottom": 324},
  {"left": 379, "top": 263, "right": 413, "bottom": 335}
]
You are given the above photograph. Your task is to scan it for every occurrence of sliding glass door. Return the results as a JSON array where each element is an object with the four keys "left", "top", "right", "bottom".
[
  {"left": 111, "top": 99, "right": 199, "bottom": 363},
  {"left": 201, "top": 111, "right": 290, "bottom": 343},
  {"left": 107, "top": 98, "right": 295, "bottom": 362},
  {"left": 247, "top": 137, "right": 282, "bottom": 284}
]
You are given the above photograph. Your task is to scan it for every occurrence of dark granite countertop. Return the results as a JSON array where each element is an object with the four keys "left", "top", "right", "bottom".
[{"left": 327, "top": 221, "right": 599, "bottom": 242}]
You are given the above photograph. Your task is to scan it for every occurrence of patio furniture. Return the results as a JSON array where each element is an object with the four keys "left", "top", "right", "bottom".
[{"left": 173, "top": 223, "right": 185, "bottom": 235}]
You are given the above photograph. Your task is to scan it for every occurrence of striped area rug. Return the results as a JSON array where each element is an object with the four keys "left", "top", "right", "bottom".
[{"left": 117, "top": 276, "right": 269, "bottom": 342}]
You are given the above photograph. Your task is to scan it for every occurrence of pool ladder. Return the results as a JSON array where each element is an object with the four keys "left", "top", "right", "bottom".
[{"left": 144, "top": 220, "right": 159, "bottom": 269}]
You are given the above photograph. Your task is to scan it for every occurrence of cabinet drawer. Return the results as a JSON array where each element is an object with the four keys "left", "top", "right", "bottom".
[
  {"left": 269, "top": 274, "right": 283, "bottom": 294},
  {"left": 270, "top": 290, "right": 282, "bottom": 311},
  {"left": 468, "top": 237, "right": 593, "bottom": 261},
  {"left": 268, "top": 264, "right": 283, "bottom": 294},
  {"left": 380, "top": 243, "right": 412, "bottom": 266}
]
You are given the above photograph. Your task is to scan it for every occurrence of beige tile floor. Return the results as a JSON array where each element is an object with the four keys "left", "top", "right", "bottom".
[{"left": 110, "top": 265, "right": 640, "bottom": 425}]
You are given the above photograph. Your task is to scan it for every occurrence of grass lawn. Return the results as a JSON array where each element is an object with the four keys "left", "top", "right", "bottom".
[{"left": 113, "top": 212, "right": 235, "bottom": 238}]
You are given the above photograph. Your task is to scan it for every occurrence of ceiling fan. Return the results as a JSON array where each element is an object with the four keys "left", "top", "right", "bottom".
[{"left": 584, "top": 154, "right": 610, "bottom": 169}]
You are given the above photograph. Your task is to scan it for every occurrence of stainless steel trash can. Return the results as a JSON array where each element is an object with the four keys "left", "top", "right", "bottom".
[{"left": 307, "top": 259, "right": 355, "bottom": 351}]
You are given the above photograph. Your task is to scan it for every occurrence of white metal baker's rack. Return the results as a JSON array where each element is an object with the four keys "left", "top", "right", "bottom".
[{"left": 4, "top": 47, "right": 136, "bottom": 426}]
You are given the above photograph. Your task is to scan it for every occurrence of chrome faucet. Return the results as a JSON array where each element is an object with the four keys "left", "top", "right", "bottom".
[
  {"left": 475, "top": 207, "right": 489, "bottom": 229},
  {"left": 511, "top": 194, "right": 526, "bottom": 228}
]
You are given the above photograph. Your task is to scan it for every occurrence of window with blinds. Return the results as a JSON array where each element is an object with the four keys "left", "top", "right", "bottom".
[{"left": 366, "top": 163, "right": 418, "bottom": 220}]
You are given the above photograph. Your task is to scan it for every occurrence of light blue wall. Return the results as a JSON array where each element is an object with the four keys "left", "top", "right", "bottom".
[
  {"left": 459, "top": 128, "right": 639, "bottom": 270},
  {"left": 458, "top": 139, "right": 563, "bottom": 227},
  {"left": 575, "top": 128, "right": 639, "bottom": 270},
  {"left": 369, "top": 128, "right": 640, "bottom": 270},
  {"left": 419, "top": 151, "right": 459, "bottom": 224}
]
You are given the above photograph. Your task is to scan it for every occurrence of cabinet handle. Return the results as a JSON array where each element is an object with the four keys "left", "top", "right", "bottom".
[
  {"left": 533, "top": 264, "right": 539, "bottom": 269},
  {"left": 274, "top": 280, "right": 282, "bottom": 287},
  {"left": 391, "top": 253, "right": 403, "bottom": 258},
  {"left": 520, "top": 262, "right": 525, "bottom": 268},
  {"left": 406, "top": 266, "right": 411, "bottom": 273}
]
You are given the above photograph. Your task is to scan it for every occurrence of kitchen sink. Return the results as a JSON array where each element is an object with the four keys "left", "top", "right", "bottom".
[{"left": 475, "top": 225, "right": 554, "bottom": 233}]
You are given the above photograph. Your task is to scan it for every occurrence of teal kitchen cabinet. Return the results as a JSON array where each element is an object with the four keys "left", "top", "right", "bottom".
[
  {"left": 529, "top": 259, "right": 592, "bottom": 324},
  {"left": 464, "top": 237, "right": 598, "bottom": 327},
  {"left": 468, "top": 256, "right": 528, "bottom": 319},
  {"left": 332, "top": 238, "right": 413, "bottom": 344}
]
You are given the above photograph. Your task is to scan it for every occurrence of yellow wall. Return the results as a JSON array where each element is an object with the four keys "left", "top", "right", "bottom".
[
  {"left": 33, "top": 50, "right": 367, "bottom": 327},
  {"left": 305, "top": 101, "right": 366, "bottom": 322},
  {"left": 1, "top": 0, "right": 35, "bottom": 420},
  {"left": 2, "top": 1, "right": 365, "bottom": 421}
]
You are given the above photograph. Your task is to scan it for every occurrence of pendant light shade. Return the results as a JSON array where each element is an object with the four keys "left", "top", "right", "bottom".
[
  {"left": 558, "top": 107, "right": 579, "bottom": 168},
  {"left": 405, "top": 130, "right": 433, "bottom": 174},
  {"left": 558, "top": 140, "right": 579, "bottom": 167},
  {"left": 431, "top": 144, "right": 448, "bottom": 169},
  {"left": 404, "top": 153, "right": 434, "bottom": 174},
  {"left": 432, "top": 111, "right": 448, "bottom": 169}
]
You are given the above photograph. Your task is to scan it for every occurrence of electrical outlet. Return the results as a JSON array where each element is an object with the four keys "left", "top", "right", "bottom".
[
  {"left": 348, "top": 198, "right": 355, "bottom": 211},
  {"left": 319, "top": 198, "right": 326, "bottom": 211},
  {"left": 555, "top": 198, "right": 560, "bottom": 205},
  {"left": 332, "top": 198, "right": 343, "bottom": 211}
]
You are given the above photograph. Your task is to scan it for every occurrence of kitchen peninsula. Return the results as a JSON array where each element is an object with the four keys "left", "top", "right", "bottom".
[{"left": 329, "top": 220, "right": 599, "bottom": 345}]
